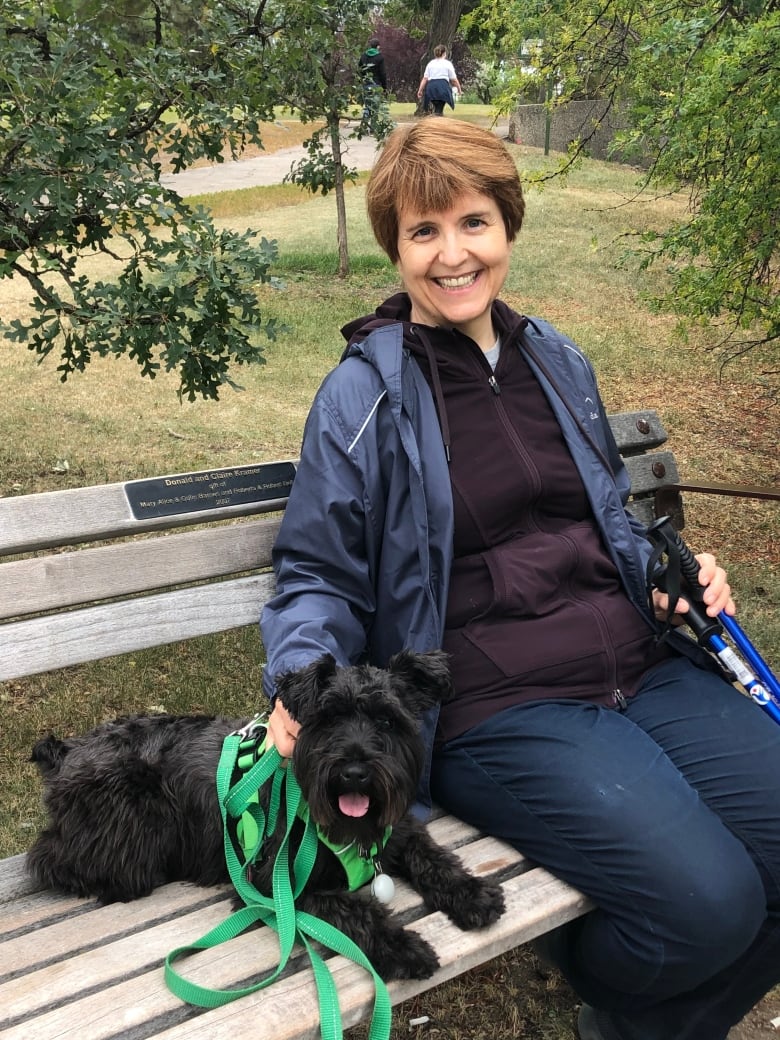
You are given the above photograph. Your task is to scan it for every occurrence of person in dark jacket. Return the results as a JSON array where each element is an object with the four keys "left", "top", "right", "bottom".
[
  {"left": 260, "top": 120, "right": 780, "bottom": 1040},
  {"left": 358, "top": 38, "right": 387, "bottom": 132}
]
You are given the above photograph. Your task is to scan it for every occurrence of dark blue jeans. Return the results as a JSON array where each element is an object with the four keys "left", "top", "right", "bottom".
[{"left": 430, "top": 656, "right": 780, "bottom": 1040}]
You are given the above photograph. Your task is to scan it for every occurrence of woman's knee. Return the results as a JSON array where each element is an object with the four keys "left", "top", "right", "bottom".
[
  {"left": 617, "top": 851, "right": 766, "bottom": 996},
  {"left": 681, "top": 863, "right": 762, "bottom": 956}
]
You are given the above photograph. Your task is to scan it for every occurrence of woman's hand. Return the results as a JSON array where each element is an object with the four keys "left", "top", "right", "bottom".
[
  {"left": 265, "top": 698, "right": 301, "bottom": 760},
  {"left": 652, "top": 552, "right": 735, "bottom": 623}
]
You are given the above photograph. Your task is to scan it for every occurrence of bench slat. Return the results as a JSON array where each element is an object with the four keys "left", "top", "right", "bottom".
[
  {"left": 0, "top": 897, "right": 238, "bottom": 1023},
  {"left": 0, "top": 517, "right": 280, "bottom": 622},
  {"left": 621, "top": 450, "right": 680, "bottom": 497},
  {"left": 0, "top": 473, "right": 292, "bottom": 556},
  {"left": 0, "top": 854, "right": 40, "bottom": 903},
  {"left": 0, "top": 573, "right": 275, "bottom": 681},
  {"left": 627, "top": 497, "right": 657, "bottom": 529},
  {"left": 2, "top": 890, "right": 89, "bottom": 934},
  {"left": 4, "top": 885, "right": 228, "bottom": 974},
  {"left": 606, "top": 410, "right": 667, "bottom": 453}
]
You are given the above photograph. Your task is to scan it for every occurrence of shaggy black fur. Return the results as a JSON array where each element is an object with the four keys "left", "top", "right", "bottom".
[{"left": 27, "top": 649, "right": 505, "bottom": 980}]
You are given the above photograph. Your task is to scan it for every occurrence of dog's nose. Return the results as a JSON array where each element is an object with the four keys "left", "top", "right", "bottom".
[{"left": 340, "top": 763, "right": 370, "bottom": 788}]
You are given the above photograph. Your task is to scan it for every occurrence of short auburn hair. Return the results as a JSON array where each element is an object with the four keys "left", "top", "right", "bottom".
[{"left": 366, "top": 120, "right": 525, "bottom": 263}]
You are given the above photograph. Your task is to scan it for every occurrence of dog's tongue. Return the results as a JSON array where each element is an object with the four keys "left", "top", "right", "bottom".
[{"left": 339, "top": 792, "right": 370, "bottom": 817}]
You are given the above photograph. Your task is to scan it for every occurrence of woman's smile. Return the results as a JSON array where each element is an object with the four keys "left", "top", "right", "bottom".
[{"left": 435, "top": 271, "right": 480, "bottom": 289}]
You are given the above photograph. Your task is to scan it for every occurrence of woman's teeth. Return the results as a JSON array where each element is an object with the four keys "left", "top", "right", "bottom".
[{"left": 436, "top": 273, "right": 477, "bottom": 288}]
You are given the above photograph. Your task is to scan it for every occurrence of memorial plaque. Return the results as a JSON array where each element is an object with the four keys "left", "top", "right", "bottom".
[{"left": 124, "top": 461, "right": 296, "bottom": 520}]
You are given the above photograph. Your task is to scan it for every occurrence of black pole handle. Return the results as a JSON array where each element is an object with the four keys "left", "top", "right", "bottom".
[
  {"left": 647, "top": 516, "right": 706, "bottom": 601},
  {"left": 646, "top": 516, "right": 724, "bottom": 645}
]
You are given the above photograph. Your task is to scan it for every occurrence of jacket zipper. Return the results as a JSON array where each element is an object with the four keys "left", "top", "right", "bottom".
[{"left": 477, "top": 365, "right": 544, "bottom": 508}]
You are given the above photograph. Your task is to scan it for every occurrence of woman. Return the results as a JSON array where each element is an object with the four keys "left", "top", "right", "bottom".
[
  {"left": 260, "top": 120, "right": 780, "bottom": 1040},
  {"left": 417, "top": 43, "right": 461, "bottom": 116}
]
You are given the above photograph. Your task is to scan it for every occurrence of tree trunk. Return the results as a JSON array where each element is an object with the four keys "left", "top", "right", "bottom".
[
  {"left": 426, "top": 0, "right": 464, "bottom": 52},
  {"left": 329, "top": 116, "right": 350, "bottom": 279}
]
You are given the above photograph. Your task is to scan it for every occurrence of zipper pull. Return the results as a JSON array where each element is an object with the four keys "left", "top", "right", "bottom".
[
  {"left": 613, "top": 689, "right": 627, "bottom": 710},
  {"left": 488, "top": 374, "right": 501, "bottom": 395}
]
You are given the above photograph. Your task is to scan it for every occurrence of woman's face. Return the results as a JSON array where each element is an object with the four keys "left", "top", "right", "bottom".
[{"left": 395, "top": 191, "right": 512, "bottom": 351}]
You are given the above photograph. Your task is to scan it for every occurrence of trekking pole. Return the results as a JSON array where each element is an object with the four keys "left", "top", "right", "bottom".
[{"left": 646, "top": 516, "right": 780, "bottom": 724}]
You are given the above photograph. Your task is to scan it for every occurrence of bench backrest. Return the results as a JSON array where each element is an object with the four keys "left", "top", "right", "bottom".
[{"left": 0, "top": 410, "right": 680, "bottom": 682}]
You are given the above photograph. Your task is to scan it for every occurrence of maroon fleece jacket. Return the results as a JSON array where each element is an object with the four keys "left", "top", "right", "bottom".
[{"left": 349, "top": 294, "right": 669, "bottom": 743}]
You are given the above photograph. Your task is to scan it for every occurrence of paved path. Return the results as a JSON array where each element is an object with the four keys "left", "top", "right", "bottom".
[
  {"left": 160, "top": 120, "right": 511, "bottom": 197},
  {"left": 159, "top": 131, "right": 385, "bottom": 197}
]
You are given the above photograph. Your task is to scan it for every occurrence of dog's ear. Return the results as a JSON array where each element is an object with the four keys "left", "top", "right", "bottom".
[
  {"left": 29, "top": 734, "right": 70, "bottom": 778},
  {"left": 273, "top": 654, "right": 338, "bottom": 724},
  {"left": 386, "top": 649, "right": 452, "bottom": 714}
]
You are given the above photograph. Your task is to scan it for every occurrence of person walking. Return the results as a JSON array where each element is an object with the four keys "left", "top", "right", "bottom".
[
  {"left": 260, "top": 119, "right": 780, "bottom": 1040},
  {"left": 358, "top": 38, "right": 388, "bottom": 133},
  {"left": 417, "top": 44, "right": 461, "bottom": 116}
]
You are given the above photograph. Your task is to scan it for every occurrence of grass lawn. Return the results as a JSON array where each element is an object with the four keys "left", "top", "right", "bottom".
[{"left": 1, "top": 109, "right": 778, "bottom": 1039}]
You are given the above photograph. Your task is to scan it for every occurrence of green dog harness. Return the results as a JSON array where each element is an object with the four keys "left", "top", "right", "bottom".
[
  {"left": 234, "top": 731, "right": 392, "bottom": 893},
  {"left": 164, "top": 717, "right": 394, "bottom": 1040}
]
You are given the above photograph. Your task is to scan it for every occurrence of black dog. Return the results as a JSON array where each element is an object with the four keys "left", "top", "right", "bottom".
[{"left": 27, "top": 650, "right": 504, "bottom": 980}]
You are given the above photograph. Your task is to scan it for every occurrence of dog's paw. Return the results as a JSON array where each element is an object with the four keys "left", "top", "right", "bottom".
[
  {"left": 445, "top": 875, "right": 505, "bottom": 930},
  {"left": 375, "top": 929, "right": 439, "bottom": 981}
]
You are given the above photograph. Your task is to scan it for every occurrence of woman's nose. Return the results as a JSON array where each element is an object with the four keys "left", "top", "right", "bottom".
[{"left": 437, "top": 232, "right": 468, "bottom": 266}]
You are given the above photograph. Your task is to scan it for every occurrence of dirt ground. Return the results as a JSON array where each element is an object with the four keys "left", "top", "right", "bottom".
[
  {"left": 392, "top": 946, "right": 780, "bottom": 1040},
  {"left": 731, "top": 992, "right": 780, "bottom": 1040}
]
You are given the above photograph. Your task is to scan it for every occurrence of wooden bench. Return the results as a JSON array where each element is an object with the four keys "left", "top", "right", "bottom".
[{"left": 0, "top": 411, "right": 682, "bottom": 1040}]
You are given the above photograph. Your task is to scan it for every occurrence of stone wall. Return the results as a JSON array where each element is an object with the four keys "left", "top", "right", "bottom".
[{"left": 509, "top": 99, "right": 641, "bottom": 164}]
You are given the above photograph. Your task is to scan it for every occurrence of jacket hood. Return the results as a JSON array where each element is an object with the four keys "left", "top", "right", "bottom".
[
  {"left": 340, "top": 292, "right": 529, "bottom": 461},
  {"left": 341, "top": 292, "right": 528, "bottom": 363},
  {"left": 340, "top": 292, "right": 411, "bottom": 354}
]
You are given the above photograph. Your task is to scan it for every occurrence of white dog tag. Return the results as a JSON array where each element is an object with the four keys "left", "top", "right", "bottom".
[{"left": 370, "top": 871, "right": 395, "bottom": 904}]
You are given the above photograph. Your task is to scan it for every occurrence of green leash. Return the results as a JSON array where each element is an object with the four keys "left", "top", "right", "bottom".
[{"left": 164, "top": 719, "right": 393, "bottom": 1040}]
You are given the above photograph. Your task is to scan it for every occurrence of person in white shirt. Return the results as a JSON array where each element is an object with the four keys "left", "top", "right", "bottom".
[{"left": 417, "top": 44, "right": 462, "bottom": 116}]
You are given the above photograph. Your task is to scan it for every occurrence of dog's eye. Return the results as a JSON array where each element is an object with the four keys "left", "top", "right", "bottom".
[{"left": 375, "top": 716, "right": 394, "bottom": 730}]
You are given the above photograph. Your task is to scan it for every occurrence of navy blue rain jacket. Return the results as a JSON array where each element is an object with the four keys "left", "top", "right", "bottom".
[{"left": 260, "top": 308, "right": 704, "bottom": 810}]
